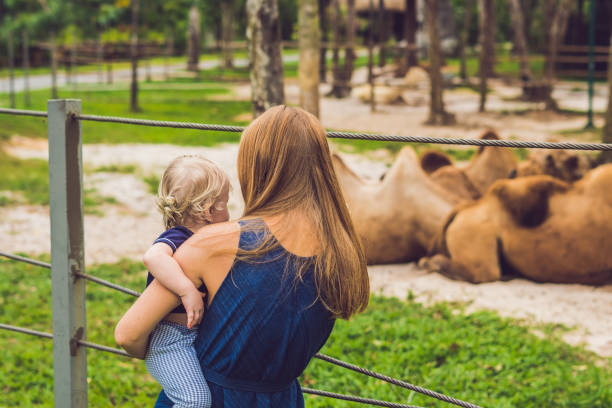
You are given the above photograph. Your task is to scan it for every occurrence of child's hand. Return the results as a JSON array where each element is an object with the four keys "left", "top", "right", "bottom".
[{"left": 180, "top": 288, "right": 207, "bottom": 329}]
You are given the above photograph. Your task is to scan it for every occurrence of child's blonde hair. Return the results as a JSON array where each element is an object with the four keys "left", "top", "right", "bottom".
[{"left": 157, "top": 155, "right": 230, "bottom": 229}]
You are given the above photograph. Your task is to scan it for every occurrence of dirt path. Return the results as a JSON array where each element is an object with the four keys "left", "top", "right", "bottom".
[{"left": 2, "top": 136, "right": 611, "bottom": 358}]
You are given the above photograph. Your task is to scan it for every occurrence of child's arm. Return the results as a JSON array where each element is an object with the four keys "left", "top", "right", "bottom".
[
  {"left": 143, "top": 243, "right": 205, "bottom": 329},
  {"left": 115, "top": 279, "right": 180, "bottom": 359}
]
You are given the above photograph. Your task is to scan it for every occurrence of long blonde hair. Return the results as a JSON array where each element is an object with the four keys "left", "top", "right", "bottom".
[
  {"left": 237, "top": 105, "right": 369, "bottom": 319},
  {"left": 158, "top": 155, "right": 229, "bottom": 229}
]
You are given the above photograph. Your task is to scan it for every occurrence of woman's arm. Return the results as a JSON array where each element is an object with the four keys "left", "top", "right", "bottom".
[
  {"left": 143, "top": 243, "right": 205, "bottom": 328},
  {"left": 173, "top": 221, "right": 240, "bottom": 303},
  {"left": 115, "top": 221, "right": 239, "bottom": 358},
  {"left": 114, "top": 279, "right": 180, "bottom": 359}
]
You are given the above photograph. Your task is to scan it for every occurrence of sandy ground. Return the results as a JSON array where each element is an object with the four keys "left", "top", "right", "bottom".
[{"left": 1, "top": 79, "right": 611, "bottom": 358}]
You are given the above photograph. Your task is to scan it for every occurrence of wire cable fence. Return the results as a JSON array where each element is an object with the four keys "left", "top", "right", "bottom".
[
  {"left": 12, "top": 101, "right": 609, "bottom": 407},
  {"left": 1, "top": 107, "right": 611, "bottom": 150}
]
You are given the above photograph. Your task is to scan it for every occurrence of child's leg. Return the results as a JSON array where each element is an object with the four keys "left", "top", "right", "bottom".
[{"left": 145, "top": 321, "right": 211, "bottom": 408}]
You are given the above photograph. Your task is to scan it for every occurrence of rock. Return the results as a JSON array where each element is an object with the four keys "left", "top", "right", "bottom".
[
  {"left": 404, "top": 66, "right": 430, "bottom": 88},
  {"left": 353, "top": 85, "right": 403, "bottom": 105}
]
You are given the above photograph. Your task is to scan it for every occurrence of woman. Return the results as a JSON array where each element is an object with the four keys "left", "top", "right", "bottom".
[{"left": 115, "top": 105, "right": 370, "bottom": 407}]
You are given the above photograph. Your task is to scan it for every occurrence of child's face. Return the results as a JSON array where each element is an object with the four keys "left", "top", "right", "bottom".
[{"left": 209, "top": 182, "right": 230, "bottom": 223}]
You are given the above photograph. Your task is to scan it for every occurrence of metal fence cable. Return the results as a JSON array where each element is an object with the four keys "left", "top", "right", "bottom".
[
  {"left": 77, "top": 113, "right": 246, "bottom": 133},
  {"left": 0, "top": 108, "right": 610, "bottom": 150},
  {"left": 0, "top": 251, "right": 51, "bottom": 269},
  {"left": 0, "top": 108, "right": 48, "bottom": 118},
  {"left": 0, "top": 323, "right": 131, "bottom": 358},
  {"left": 0, "top": 323, "right": 53, "bottom": 339},
  {"left": 314, "top": 353, "right": 483, "bottom": 408},
  {"left": 302, "top": 388, "right": 424, "bottom": 408},
  {"left": 73, "top": 272, "right": 140, "bottom": 298},
  {"left": 77, "top": 340, "right": 131, "bottom": 357},
  {"left": 75, "top": 113, "right": 612, "bottom": 151}
]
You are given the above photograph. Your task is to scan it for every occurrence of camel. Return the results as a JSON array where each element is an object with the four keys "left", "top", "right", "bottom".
[
  {"left": 515, "top": 149, "right": 595, "bottom": 182},
  {"left": 428, "top": 164, "right": 612, "bottom": 284},
  {"left": 332, "top": 147, "right": 457, "bottom": 264},
  {"left": 419, "top": 131, "right": 518, "bottom": 202}
]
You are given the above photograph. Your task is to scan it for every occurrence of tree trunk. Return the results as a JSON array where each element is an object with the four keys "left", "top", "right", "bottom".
[
  {"left": 544, "top": 0, "right": 573, "bottom": 110},
  {"left": 23, "top": 30, "right": 30, "bottom": 107},
  {"left": 221, "top": 1, "right": 234, "bottom": 69},
  {"left": 71, "top": 41, "right": 77, "bottom": 90},
  {"left": 298, "top": 0, "right": 321, "bottom": 117},
  {"left": 458, "top": 0, "right": 474, "bottom": 82},
  {"left": 107, "top": 61, "right": 113, "bottom": 84},
  {"left": 187, "top": 5, "right": 201, "bottom": 72},
  {"left": 246, "top": 0, "right": 285, "bottom": 117},
  {"left": 130, "top": 0, "right": 140, "bottom": 112},
  {"left": 478, "top": 0, "right": 493, "bottom": 112},
  {"left": 404, "top": 0, "right": 418, "bottom": 70},
  {"left": 378, "top": 0, "right": 386, "bottom": 68},
  {"left": 508, "top": 0, "right": 531, "bottom": 82},
  {"left": 318, "top": 0, "right": 328, "bottom": 82},
  {"left": 425, "top": 0, "right": 454, "bottom": 125},
  {"left": 50, "top": 33, "right": 58, "bottom": 99},
  {"left": 8, "top": 30, "right": 15, "bottom": 109},
  {"left": 165, "top": 33, "right": 173, "bottom": 80},
  {"left": 329, "top": 0, "right": 356, "bottom": 98},
  {"left": 330, "top": 0, "right": 341, "bottom": 91},
  {"left": 96, "top": 33, "right": 104, "bottom": 84},
  {"left": 599, "top": 30, "right": 612, "bottom": 164},
  {"left": 368, "top": 0, "right": 375, "bottom": 112},
  {"left": 478, "top": 0, "right": 495, "bottom": 79}
]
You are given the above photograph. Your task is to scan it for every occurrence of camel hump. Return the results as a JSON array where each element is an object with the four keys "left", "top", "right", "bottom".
[
  {"left": 491, "top": 176, "right": 570, "bottom": 228},
  {"left": 420, "top": 150, "right": 453, "bottom": 174}
]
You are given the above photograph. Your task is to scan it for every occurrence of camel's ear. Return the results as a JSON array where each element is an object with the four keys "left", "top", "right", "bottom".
[
  {"left": 563, "top": 155, "right": 579, "bottom": 172},
  {"left": 492, "top": 177, "right": 570, "bottom": 228},
  {"left": 420, "top": 150, "right": 452, "bottom": 174}
]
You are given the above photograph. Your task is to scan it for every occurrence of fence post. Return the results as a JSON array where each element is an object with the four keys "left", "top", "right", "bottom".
[{"left": 48, "top": 99, "right": 87, "bottom": 408}]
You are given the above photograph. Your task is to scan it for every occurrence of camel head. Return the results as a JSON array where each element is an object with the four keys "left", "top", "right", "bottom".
[
  {"left": 466, "top": 130, "right": 518, "bottom": 195},
  {"left": 490, "top": 175, "right": 570, "bottom": 228},
  {"left": 516, "top": 150, "right": 595, "bottom": 182},
  {"left": 420, "top": 150, "right": 453, "bottom": 174}
]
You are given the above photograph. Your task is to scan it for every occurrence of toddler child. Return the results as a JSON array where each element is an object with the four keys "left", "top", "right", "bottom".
[{"left": 143, "top": 155, "right": 230, "bottom": 408}]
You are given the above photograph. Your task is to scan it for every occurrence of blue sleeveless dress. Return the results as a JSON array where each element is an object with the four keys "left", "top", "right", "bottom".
[{"left": 154, "top": 219, "right": 335, "bottom": 407}]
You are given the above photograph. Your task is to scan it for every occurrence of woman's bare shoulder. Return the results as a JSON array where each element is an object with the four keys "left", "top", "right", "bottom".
[{"left": 185, "top": 220, "right": 241, "bottom": 253}]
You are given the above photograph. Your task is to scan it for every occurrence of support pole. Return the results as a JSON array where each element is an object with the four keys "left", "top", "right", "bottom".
[
  {"left": 585, "top": 0, "right": 595, "bottom": 129},
  {"left": 8, "top": 30, "right": 16, "bottom": 109},
  {"left": 23, "top": 30, "right": 31, "bottom": 107},
  {"left": 48, "top": 99, "right": 87, "bottom": 408}
]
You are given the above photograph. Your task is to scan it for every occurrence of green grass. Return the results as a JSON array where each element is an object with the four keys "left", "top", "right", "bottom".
[
  {"left": 0, "top": 151, "right": 49, "bottom": 206},
  {"left": 143, "top": 174, "right": 161, "bottom": 195},
  {"left": 0, "top": 150, "right": 117, "bottom": 213},
  {"left": 89, "top": 164, "right": 137, "bottom": 174},
  {"left": 304, "top": 297, "right": 611, "bottom": 408},
  {"left": 0, "top": 82, "right": 250, "bottom": 146},
  {"left": 1, "top": 257, "right": 610, "bottom": 407},
  {"left": 445, "top": 54, "right": 547, "bottom": 80}
]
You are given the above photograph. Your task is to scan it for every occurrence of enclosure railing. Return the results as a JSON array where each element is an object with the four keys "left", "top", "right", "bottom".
[{"left": 1, "top": 102, "right": 611, "bottom": 408}]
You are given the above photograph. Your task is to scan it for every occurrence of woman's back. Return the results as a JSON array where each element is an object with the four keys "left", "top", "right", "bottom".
[{"left": 155, "top": 218, "right": 335, "bottom": 407}]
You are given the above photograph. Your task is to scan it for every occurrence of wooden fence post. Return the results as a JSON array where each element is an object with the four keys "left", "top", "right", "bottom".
[{"left": 48, "top": 99, "right": 88, "bottom": 408}]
